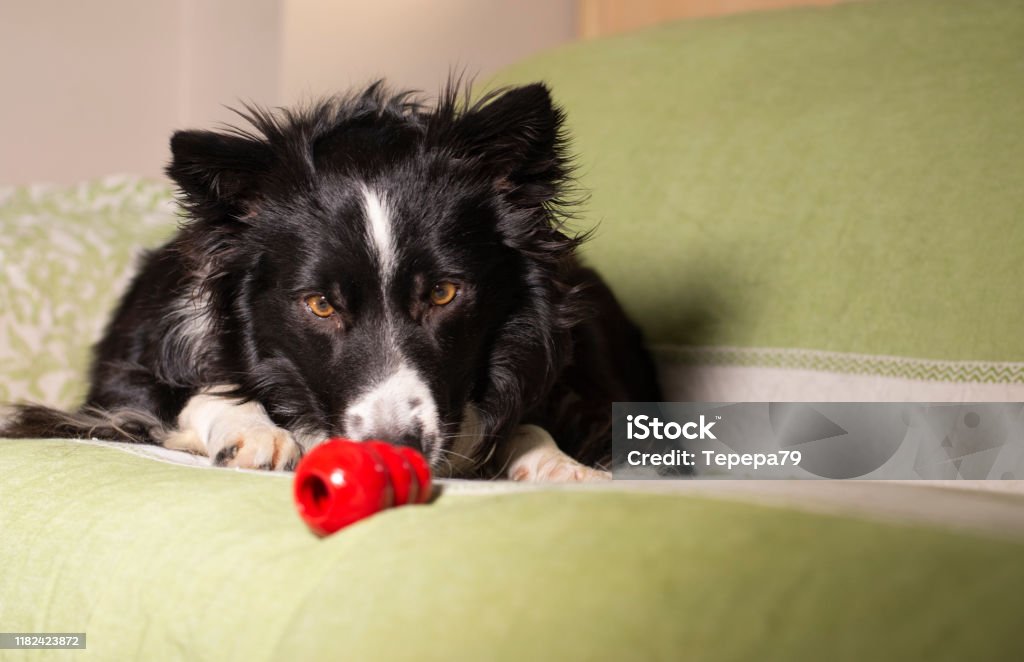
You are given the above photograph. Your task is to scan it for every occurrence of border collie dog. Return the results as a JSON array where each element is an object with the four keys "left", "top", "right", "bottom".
[{"left": 3, "top": 82, "right": 660, "bottom": 480}]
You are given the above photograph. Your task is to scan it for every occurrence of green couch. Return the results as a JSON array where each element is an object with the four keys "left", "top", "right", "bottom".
[{"left": 2, "top": 0, "right": 1024, "bottom": 659}]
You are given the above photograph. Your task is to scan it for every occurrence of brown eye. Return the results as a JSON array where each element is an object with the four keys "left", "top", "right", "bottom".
[
  {"left": 305, "top": 294, "right": 335, "bottom": 318},
  {"left": 429, "top": 281, "right": 458, "bottom": 306}
]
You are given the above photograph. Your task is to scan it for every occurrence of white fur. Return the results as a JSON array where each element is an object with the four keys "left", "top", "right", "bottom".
[
  {"left": 362, "top": 186, "right": 395, "bottom": 284},
  {"left": 344, "top": 363, "right": 440, "bottom": 446},
  {"left": 165, "top": 285, "right": 213, "bottom": 367},
  {"left": 504, "top": 424, "right": 611, "bottom": 482},
  {"left": 163, "top": 385, "right": 302, "bottom": 470}
]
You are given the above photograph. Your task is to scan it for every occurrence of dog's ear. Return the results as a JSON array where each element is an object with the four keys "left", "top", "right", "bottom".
[
  {"left": 166, "top": 130, "right": 273, "bottom": 216},
  {"left": 453, "top": 83, "right": 569, "bottom": 205}
]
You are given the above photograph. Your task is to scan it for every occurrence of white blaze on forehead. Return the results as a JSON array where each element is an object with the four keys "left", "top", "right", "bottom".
[{"left": 361, "top": 186, "right": 396, "bottom": 282}]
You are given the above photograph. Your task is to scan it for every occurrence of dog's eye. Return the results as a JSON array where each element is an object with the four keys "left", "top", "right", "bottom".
[
  {"left": 429, "top": 282, "right": 458, "bottom": 306},
  {"left": 305, "top": 295, "right": 335, "bottom": 318}
]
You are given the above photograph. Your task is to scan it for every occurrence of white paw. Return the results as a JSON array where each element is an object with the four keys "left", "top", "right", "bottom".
[
  {"left": 511, "top": 455, "right": 611, "bottom": 482},
  {"left": 506, "top": 424, "right": 612, "bottom": 482},
  {"left": 171, "top": 387, "right": 304, "bottom": 471},
  {"left": 211, "top": 425, "right": 302, "bottom": 471}
]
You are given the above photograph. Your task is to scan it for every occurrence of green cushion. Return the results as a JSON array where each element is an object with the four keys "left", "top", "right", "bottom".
[
  {"left": 2, "top": 438, "right": 1024, "bottom": 660},
  {"left": 489, "top": 0, "right": 1024, "bottom": 370},
  {"left": 0, "top": 177, "right": 176, "bottom": 408}
]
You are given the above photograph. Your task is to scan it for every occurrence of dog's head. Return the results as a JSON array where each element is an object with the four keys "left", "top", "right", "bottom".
[{"left": 166, "top": 82, "right": 585, "bottom": 473}]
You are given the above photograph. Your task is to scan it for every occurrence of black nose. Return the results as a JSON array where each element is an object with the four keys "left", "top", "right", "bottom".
[
  {"left": 345, "top": 413, "right": 424, "bottom": 453},
  {"left": 390, "top": 431, "right": 423, "bottom": 451}
]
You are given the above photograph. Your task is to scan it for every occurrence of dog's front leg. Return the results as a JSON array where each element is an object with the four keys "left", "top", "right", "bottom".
[
  {"left": 162, "top": 386, "right": 302, "bottom": 470},
  {"left": 504, "top": 424, "right": 611, "bottom": 482}
]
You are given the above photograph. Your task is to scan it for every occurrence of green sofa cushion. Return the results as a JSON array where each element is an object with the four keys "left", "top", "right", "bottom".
[
  {"left": 489, "top": 0, "right": 1024, "bottom": 373},
  {"left": 2, "top": 439, "right": 1024, "bottom": 661},
  {"left": 0, "top": 177, "right": 176, "bottom": 408}
]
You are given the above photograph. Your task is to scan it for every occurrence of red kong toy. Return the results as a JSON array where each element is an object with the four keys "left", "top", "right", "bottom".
[{"left": 293, "top": 438, "right": 433, "bottom": 536}]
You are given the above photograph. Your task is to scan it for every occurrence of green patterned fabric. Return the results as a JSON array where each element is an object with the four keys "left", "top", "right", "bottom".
[
  {"left": 0, "top": 177, "right": 176, "bottom": 408},
  {"left": 663, "top": 347, "right": 1024, "bottom": 385},
  {"left": 489, "top": 0, "right": 1024, "bottom": 370}
]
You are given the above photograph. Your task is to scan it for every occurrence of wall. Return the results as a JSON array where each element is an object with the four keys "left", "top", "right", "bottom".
[
  {"left": 578, "top": 0, "right": 849, "bottom": 38},
  {"left": 280, "top": 0, "right": 575, "bottom": 104},
  {"left": 0, "top": 0, "right": 575, "bottom": 186},
  {"left": 0, "top": 0, "right": 280, "bottom": 185}
]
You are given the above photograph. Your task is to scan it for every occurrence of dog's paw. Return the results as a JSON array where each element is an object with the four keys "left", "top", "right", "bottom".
[
  {"left": 506, "top": 425, "right": 612, "bottom": 482},
  {"left": 511, "top": 456, "right": 611, "bottom": 482},
  {"left": 211, "top": 425, "right": 302, "bottom": 471}
]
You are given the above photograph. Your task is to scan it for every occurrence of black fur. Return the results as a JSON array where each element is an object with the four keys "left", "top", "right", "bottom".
[{"left": 1, "top": 81, "right": 661, "bottom": 476}]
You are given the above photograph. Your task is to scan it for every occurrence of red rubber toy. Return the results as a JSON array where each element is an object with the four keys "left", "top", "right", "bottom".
[
  {"left": 364, "top": 441, "right": 417, "bottom": 506},
  {"left": 293, "top": 438, "right": 433, "bottom": 536}
]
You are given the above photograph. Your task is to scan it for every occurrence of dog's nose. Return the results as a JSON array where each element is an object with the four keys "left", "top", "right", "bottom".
[
  {"left": 344, "top": 410, "right": 425, "bottom": 453},
  {"left": 342, "top": 365, "right": 437, "bottom": 454}
]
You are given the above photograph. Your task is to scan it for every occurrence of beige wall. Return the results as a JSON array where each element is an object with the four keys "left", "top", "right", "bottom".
[
  {"left": 578, "top": 0, "right": 848, "bottom": 38},
  {"left": 280, "top": 0, "right": 575, "bottom": 104},
  {"left": 1, "top": 1, "right": 179, "bottom": 185},
  {"left": 0, "top": 0, "right": 280, "bottom": 185},
  {"left": 0, "top": 0, "right": 574, "bottom": 186}
]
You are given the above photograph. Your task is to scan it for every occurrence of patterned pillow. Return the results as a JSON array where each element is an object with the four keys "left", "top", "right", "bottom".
[{"left": 0, "top": 176, "right": 177, "bottom": 407}]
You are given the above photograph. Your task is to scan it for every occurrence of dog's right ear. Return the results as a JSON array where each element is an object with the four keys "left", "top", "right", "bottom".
[{"left": 166, "top": 130, "right": 273, "bottom": 216}]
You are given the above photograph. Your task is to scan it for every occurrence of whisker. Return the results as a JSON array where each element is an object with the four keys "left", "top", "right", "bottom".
[{"left": 439, "top": 447, "right": 475, "bottom": 463}]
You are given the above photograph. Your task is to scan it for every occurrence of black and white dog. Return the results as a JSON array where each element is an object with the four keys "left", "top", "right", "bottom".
[{"left": 3, "top": 82, "right": 660, "bottom": 480}]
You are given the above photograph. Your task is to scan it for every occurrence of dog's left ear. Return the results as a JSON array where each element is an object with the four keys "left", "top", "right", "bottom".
[
  {"left": 453, "top": 83, "right": 569, "bottom": 205},
  {"left": 166, "top": 129, "right": 274, "bottom": 219}
]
